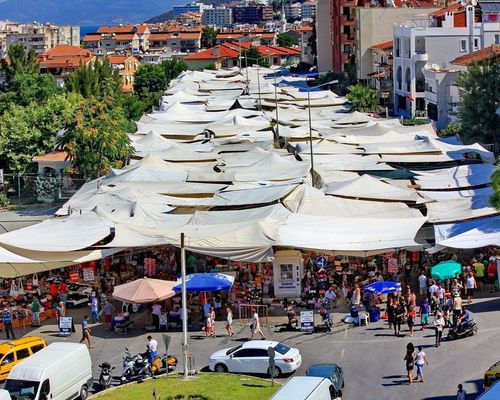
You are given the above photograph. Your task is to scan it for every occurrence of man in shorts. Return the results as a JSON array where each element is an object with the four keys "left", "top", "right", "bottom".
[{"left": 473, "top": 260, "right": 485, "bottom": 292}]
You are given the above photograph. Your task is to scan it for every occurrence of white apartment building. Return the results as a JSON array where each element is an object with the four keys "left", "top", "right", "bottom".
[
  {"left": 173, "top": 2, "right": 213, "bottom": 19},
  {"left": 0, "top": 21, "right": 79, "bottom": 57},
  {"left": 301, "top": 1, "right": 317, "bottom": 19},
  {"left": 202, "top": 7, "right": 233, "bottom": 27},
  {"left": 393, "top": 0, "right": 500, "bottom": 128},
  {"left": 284, "top": 3, "right": 302, "bottom": 20}
]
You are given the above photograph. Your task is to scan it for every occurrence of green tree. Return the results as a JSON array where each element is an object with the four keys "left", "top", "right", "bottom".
[
  {"left": 65, "top": 58, "right": 121, "bottom": 99},
  {"left": 161, "top": 58, "right": 188, "bottom": 85},
  {"left": 277, "top": 33, "right": 298, "bottom": 47},
  {"left": 241, "top": 47, "right": 268, "bottom": 67},
  {"left": 58, "top": 96, "right": 133, "bottom": 179},
  {"left": 0, "top": 44, "right": 39, "bottom": 85},
  {"left": 201, "top": 26, "right": 218, "bottom": 49},
  {"left": 0, "top": 93, "right": 80, "bottom": 173},
  {"left": 5, "top": 73, "right": 61, "bottom": 106},
  {"left": 491, "top": 168, "right": 500, "bottom": 210},
  {"left": 133, "top": 63, "right": 167, "bottom": 97},
  {"left": 457, "top": 57, "right": 500, "bottom": 148},
  {"left": 346, "top": 84, "right": 378, "bottom": 113}
]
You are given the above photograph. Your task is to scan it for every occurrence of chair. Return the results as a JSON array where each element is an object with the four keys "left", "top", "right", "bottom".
[
  {"left": 358, "top": 310, "right": 370, "bottom": 326},
  {"left": 115, "top": 320, "right": 134, "bottom": 334}
]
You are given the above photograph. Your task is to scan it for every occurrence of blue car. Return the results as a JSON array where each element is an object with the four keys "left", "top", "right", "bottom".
[{"left": 306, "top": 363, "right": 344, "bottom": 399}]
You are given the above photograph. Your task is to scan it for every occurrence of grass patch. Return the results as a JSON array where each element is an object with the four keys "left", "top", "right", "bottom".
[{"left": 95, "top": 373, "right": 279, "bottom": 400}]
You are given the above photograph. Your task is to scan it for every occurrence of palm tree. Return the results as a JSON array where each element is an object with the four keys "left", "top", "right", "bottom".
[{"left": 346, "top": 84, "right": 379, "bottom": 113}]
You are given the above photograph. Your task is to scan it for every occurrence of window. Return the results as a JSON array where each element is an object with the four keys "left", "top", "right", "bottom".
[
  {"left": 234, "top": 349, "right": 261, "bottom": 358},
  {"left": 495, "top": 34, "right": 500, "bottom": 45},
  {"left": 474, "top": 38, "right": 479, "bottom": 49},
  {"left": 280, "top": 264, "right": 293, "bottom": 281},
  {"left": 460, "top": 40, "right": 466, "bottom": 52},
  {"left": 31, "top": 344, "right": 44, "bottom": 354},
  {"left": 40, "top": 379, "right": 50, "bottom": 397},
  {"left": 16, "top": 348, "right": 30, "bottom": 360},
  {"left": 274, "top": 343, "right": 291, "bottom": 355}
]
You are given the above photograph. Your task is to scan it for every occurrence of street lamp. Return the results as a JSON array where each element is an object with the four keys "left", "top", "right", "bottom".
[
  {"left": 244, "top": 56, "right": 269, "bottom": 111},
  {"left": 306, "top": 79, "right": 339, "bottom": 179}
]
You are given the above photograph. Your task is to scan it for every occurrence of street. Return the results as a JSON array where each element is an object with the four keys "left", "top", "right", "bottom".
[{"left": 11, "top": 293, "right": 500, "bottom": 400}]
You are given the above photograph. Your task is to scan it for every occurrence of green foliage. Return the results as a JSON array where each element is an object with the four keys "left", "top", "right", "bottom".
[
  {"left": 134, "top": 63, "right": 167, "bottom": 97},
  {"left": 0, "top": 93, "right": 80, "bottom": 173},
  {"left": 65, "top": 58, "right": 121, "bottom": 99},
  {"left": 0, "top": 193, "right": 9, "bottom": 208},
  {"left": 440, "top": 121, "right": 463, "bottom": 137},
  {"left": 0, "top": 44, "right": 39, "bottom": 85},
  {"left": 491, "top": 168, "right": 500, "bottom": 210},
  {"left": 346, "top": 84, "right": 378, "bottom": 113},
  {"left": 277, "top": 33, "right": 298, "bottom": 47},
  {"left": 202, "top": 63, "right": 216, "bottom": 71},
  {"left": 241, "top": 47, "right": 268, "bottom": 68},
  {"left": 58, "top": 96, "right": 133, "bottom": 180},
  {"left": 402, "top": 118, "right": 430, "bottom": 126},
  {"left": 1, "top": 73, "right": 61, "bottom": 110},
  {"left": 319, "top": 70, "right": 351, "bottom": 96},
  {"left": 308, "top": 17, "right": 317, "bottom": 60},
  {"left": 457, "top": 57, "right": 500, "bottom": 147},
  {"left": 161, "top": 58, "right": 188, "bottom": 85},
  {"left": 201, "top": 26, "right": 218, "bottom": 49}
]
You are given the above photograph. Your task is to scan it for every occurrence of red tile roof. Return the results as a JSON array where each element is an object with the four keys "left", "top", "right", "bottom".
[
  {"left": 43, "top": 45, "right": 92, "bottom": 57},
  {"left": 450, "top": 44, "right": 500, "bottom": 66},
  {"left": 82, "top": 33, "right": 101, "bottom": 42},
  {"left": 37, "top": 46, "right": 95, "bottom": 68},
  {"left": 184, "top": 44, "right": 240, "bottom": 60},
  {"left": 430, "top": 2, "right": 463, "bottom": 17},
  {"left": 107, "top": 55, "right": 138, "bottom": 65},
  {"left": 149, "top": 33, "right": 172, "bottom": 41},
  {"left": 97, "top": 25, "right": 149, "bottom": 34},
  {"left": 256, "top": 45, "right": 301, "bottom": 56},
  {"left": 370, "top": 40, "right": 393, "bottom": 51},
  {"left": 33, "top": 151, "right": 71, "bottom": 163},
  {"left": 113, "top": 33, "right": 137, "bottom": 41}
]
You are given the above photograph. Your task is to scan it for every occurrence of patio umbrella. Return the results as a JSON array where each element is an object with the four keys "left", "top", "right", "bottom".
[
  {"left": 431, "top": 260, "right": 462, "bottom": 281},
  {"left": 364, "top": 281, "right": 401, "bottom": 294},
  {"left": 173, "top": 272, "right": 234, "bottom": 293},
  {"left": 112, "top": 277, "right": 177, "bottom": 303}
]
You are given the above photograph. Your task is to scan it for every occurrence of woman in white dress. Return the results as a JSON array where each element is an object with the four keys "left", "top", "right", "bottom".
[
  {"left": 225, "top": 306, "right": 234, "bottom": 336},
  {"left": 250, "top": 308, "right": 265, "bottom": 340}
]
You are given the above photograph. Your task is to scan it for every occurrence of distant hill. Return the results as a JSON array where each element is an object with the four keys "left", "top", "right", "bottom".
[
  {"left": 145, "top": 11, "right": 174, "bottom": 24},
  {"left": 0, "top": 0, "right": 187, "bottom": 25}
]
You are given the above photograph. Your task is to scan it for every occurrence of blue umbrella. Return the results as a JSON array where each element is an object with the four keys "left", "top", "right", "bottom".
[
  {"left": 173, "top": 273, "right": 234, "bottom": 293},
  {"left": 364, "top": 281, "right": 401, "bottom": 294}
]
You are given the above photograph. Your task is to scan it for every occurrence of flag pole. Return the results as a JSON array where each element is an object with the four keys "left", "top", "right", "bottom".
[{"left": 181, "top": 232, "right": 189, "bottom": 379}]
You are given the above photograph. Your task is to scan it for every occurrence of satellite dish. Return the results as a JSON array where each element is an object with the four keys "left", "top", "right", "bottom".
[
  {"left": 460, "top": 0, "right": 467, "bottom": 6},
  {"left": 471, "top": 0, "right": 477, "bottom": 5}
]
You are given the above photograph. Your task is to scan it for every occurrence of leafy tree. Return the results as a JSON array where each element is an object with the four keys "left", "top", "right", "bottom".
[
  {"left": 201, "top": 26, "right": 218, "bottom": 49},
  {"left": 65, "top": 58, "right": 121, "bottom": 99},
  {"left": 277, "top": 33, "right": 298, "bottom": 47},
  {"left": 0, "top": 44, "right": 39, "bottom": 85},
  {"left": 457, "top": 57, "right": 500, "bottom": 148},
  {"left": 3, "top": 73, "right": 61, "bottom": 107},
  {"left": 161, "top": 58, "right": 188, "bottom": 85},
  {"left": 0, "top": 93, "right": 80, "bottom": 173},
  {"left": 491, "top": 168, "right": 500, "bottom": 210},
  {"left": 346, "top": 84, "right": 378, "bottom": 113},
  {"left": 133, "top": 63, "right": 167, "bottom": 98},
  {"left": 440, "top": 121, "right": 463, "bottom": 137},
  {"left": 241, "top": 47, "right": 268, "bottom": 67},
  {"left": 58, "top": 96, "right": 133, "bottom": 179}
]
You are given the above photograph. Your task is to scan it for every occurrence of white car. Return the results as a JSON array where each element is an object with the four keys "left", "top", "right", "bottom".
[{"left": 209, "top": 340, "right": 302, "bottom": 378}]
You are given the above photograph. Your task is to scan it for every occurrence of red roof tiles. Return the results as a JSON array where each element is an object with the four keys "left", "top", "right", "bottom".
[
  {"left": 370, "top": 40, "right": 393, "bottom": 51},
  {"left": 450, "top": 44, "right": 500, "bottom": 66}
]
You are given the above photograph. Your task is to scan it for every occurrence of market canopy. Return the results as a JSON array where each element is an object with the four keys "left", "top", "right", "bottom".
[
  {"left": 112, "top": 277, "right": 177, "bottom": 303},
  {"left": 364, "top": 281, "right": 401, "bottom": 294},
  {"left": 431, "top": 260, "right": 462, "bottom": 280},
  {"left": 173, "top": 272, "right": 235, "bottom": 292}
]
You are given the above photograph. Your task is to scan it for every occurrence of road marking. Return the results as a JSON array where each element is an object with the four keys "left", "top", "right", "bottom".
[{"left": 341, "top": 348, "right": 345, "bottom": 360}]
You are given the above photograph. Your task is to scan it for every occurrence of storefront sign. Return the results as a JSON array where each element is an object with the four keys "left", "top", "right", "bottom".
[
  {"left": 388, "top": 258, "right": 398, "bottom": 274},
  {"left": 59, "top": 316, "right": 73, "bottom": 336},
  {"left": 315, "top": 256, "right": 327, "bottom": 268},
  {"left": 69, "top": 270, "right": 79, "bottom": 283},
  {"left": 82, "top": 267, "right": 95, "bottom": 282},
  {"left": 300, "top": 310, "right": 314, "bottom": 332}
]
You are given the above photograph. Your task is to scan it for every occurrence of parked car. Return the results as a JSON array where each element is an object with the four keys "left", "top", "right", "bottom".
[
  {"left": 270, "top": 376, "right": 336, "bottom": 400},
  {"left": 1, "top": 342, "right": 92, "bottom": 400},
  {"left": 484, "top": 360, "right": 500, "bottom": 390},
  {"left": 209, "top": 340, "right": 301, "bottom": 378},
  {"left": 306, "top": 364, "right": 344, "bottom": 399},
  {"left": 0, "top": 337, "right": 47, "bottom": 381}
]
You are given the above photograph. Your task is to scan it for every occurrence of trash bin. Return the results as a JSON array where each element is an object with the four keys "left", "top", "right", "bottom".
[{"left": 369, "top": 307, "right": 380, "bottom": 322}]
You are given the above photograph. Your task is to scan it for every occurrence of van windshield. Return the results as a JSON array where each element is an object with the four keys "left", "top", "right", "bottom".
[{"left": 5, "top": 379, "right": 40, "bottom": 400}]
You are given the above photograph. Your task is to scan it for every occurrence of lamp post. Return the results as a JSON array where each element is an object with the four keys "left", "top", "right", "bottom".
[
  {"left": 244, "top": 56, "right": 268, "bottom": 111},
  {"left": 306, "top": 79, "right": 338, "bottom": 179}
]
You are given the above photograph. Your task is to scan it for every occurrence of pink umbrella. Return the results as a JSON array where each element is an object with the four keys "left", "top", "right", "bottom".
[{"left": 112, "top": 277, "right": 177, "bottom": 303}]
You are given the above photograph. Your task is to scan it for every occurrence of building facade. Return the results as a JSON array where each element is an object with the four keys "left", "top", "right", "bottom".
[
  {"left": 232, "top": 6, "right": 274, "bottom": 24},
  {"left": 301, "top": 1, "right": 317, "bottom": 19},
  {"left": 173, "top": 2, "right": 212, "bottom": 19},
  {"left": 202, "top": 7, "right": 233, "bottom": 27},
  {"left": 107, "top": 55, "right": 140, "bottom": 92}
]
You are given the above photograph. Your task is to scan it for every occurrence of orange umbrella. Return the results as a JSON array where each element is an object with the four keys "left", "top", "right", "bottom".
[{"left": 112, "top": 277, "right": 177, "bottom": 303}]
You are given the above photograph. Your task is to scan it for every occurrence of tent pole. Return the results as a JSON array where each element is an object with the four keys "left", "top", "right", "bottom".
[{"left": 181, "top": 232, "right": 189, "bottom": 379}]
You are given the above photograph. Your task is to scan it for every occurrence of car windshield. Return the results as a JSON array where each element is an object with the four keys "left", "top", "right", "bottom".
[
  {"left": 274, "top": 343, "right": 291, "bottom": 355},
  {"left": 5, "top": 379, "right": 40, "bottom": 400},
  {"left": 226, "top": 345, "right": 242, "bottom": 356}
]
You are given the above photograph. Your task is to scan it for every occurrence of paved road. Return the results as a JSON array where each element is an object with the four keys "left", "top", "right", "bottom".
[{"left": 13, "top": 293, "right": 500, "bottom": 400}]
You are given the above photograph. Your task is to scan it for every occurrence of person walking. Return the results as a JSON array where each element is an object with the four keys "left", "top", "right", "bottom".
[
  {"left": 250, "top": 308, "right": 265, "bottom": 340},
  {"left": 151, "top": 302, "right": 162, "bottom": 331},
  {"left": 205, "top": 312, "right": 215, "bottom": 338},
  {"left": 16, "top": 306, "right": 27, "bottom": 335},
  {"left": 407, "top": 305, "right": 416, "bottom": 337},
  {"left": 465, "top": 272, "right": 476, "bottom": 304},
  {"left": 404, "top": 343, "right": 415, "bottom": 384},
  {"left": 146, "top": 335, "right": 158, "bottom": 364},
  {"left": 419, "top": 296, "right": 430, "bottom": 330},
  {"left": 2, "top": 308, "right": 15, "bottom": 340},
  {"left": 456, "top": 384, "right": 466, "bottom": 400},
  {"left": 31, "top": 297, "right": 40, "bottom": 327},
  {"left": 433, "top": 311, "right": 445, "bottom": 347},
  {"left": 414, "top": 346, "right": 429, "bottom": 382},
  {"left": 394, "top": 299, "right": 405, "bottom": 336},
  {"left": 79, "top": 315, "right": 92, "bottom": 348},
  {"left": 89, "top": 292, "right": 99, "bottom": 324},
  {"left": 418, "top": 271, "right": 428, "bottom": 299},
  {"left": 225, "top": 306, "right": 234, "bottom": 337},
  {"left": 103, "top": 300, "right": 114, "bottom": 331},
  {"left": 352, "top": 284, "right": 361, "bottom": 308},
  {"left": 386, "top": 296, "right": 395, "bottom": 331}
]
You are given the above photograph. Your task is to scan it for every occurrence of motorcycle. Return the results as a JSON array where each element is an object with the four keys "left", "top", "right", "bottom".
[
  {"left": 98, "top": 362, "right": 114, "bottom": 390},
  {"left": 120, "top": 348, "right": 152, "bottom": 384},
  {"left": 150, "top": 354, "right": 178, "bottom": 375},
  {"left": 447, "top": 319, "right": 478, "bottom": 340}
]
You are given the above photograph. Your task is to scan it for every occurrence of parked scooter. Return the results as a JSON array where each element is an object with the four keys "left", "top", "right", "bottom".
[
  {"left": 447, "top": 319, "right": 478, "bottom": 340},
  {"left": 120, "top": 348, "right": 152, "bottom": 384},
  {"left": 319, "top": 304, "right": 334, "bottom": 332},
  {"left": 150, "top": 354, "right": 179, "bottom": 375},
  {"left": 98, "top": 362, "right": 115, "bottom": 390}
]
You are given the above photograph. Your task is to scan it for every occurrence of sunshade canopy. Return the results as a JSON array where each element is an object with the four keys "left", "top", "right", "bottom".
[
  {"left": 431, "top": 260, "right": 462, "bottom": 281},
  {"left": 173, "top": 272, "right": 235, "bottom": 292},
  {"left": 364, "top": 281, "right": 401, "bottom": 294},
  {"left": 112, "top": 277, "right": 177, "bottom": 303}
]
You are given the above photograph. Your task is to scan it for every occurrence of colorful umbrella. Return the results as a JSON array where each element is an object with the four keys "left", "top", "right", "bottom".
[
  {"left": 112, "top": 277, "right": 177, "bottom": 303},
  {"left": 364, "top": 281, "right": 401, "bottom": 294},
  {"left": 431, "top": 260, "right": 462, "bottom": 280},
  {"left": 173, "top": 273, "right": 234, "bottom": 293}
]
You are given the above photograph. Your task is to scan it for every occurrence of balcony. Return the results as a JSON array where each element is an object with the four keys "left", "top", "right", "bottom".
[
  {"left": 414, "top": 52, "right": 428, "bottom": 62},
  {"left": 340, "top": 33, "right": 354, "bottom": 45},
  {"left": 416, "top": 80, "right": 425, "bottom": 93}
]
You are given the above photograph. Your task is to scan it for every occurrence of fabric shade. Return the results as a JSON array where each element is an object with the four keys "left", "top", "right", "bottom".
[
  {"left": 173, "top": 272, "right": 234, "bottom": 292},
  {"left": 364, "top": 281, "right": 401, "bottom": 294},
  {"left": 431, "top": 260, "right": 462, "bottom": 280},
  {"left": 112, "top": 277, "right": 177, "bottom": 303}
]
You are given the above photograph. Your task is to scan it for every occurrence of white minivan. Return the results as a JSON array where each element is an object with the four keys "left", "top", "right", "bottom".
[
  {"left": 270, "top": 376, "right": 337, "bottom": 400},
  {"left": 0, "top": 342, "right": 92, "bottom": 400}
]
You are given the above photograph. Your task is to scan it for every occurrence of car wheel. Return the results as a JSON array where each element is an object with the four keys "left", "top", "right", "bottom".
[
  {"left": 214, "top": 363, "right": 228, "bottom": 373},
  {"left": 268, "top": 366, "right": 281, "bottom": 378},
  {"left": 79, "top": 385, "right": 88, "bottom": 400}
]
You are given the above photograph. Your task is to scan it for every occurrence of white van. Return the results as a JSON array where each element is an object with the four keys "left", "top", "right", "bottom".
[
  {"left": 270, "top": 376, "right": 337, "bottom": 400},
  {"left": 0, "top": 342, "right": 92, "bottom": 400}
]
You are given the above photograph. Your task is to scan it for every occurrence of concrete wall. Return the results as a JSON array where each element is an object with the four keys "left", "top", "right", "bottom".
[
  {"left": 316, "top": 0, "right": 333, "bottom": 72},
  {"left": 356, "top": 7, "right": 437, "bottom": 80}
]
